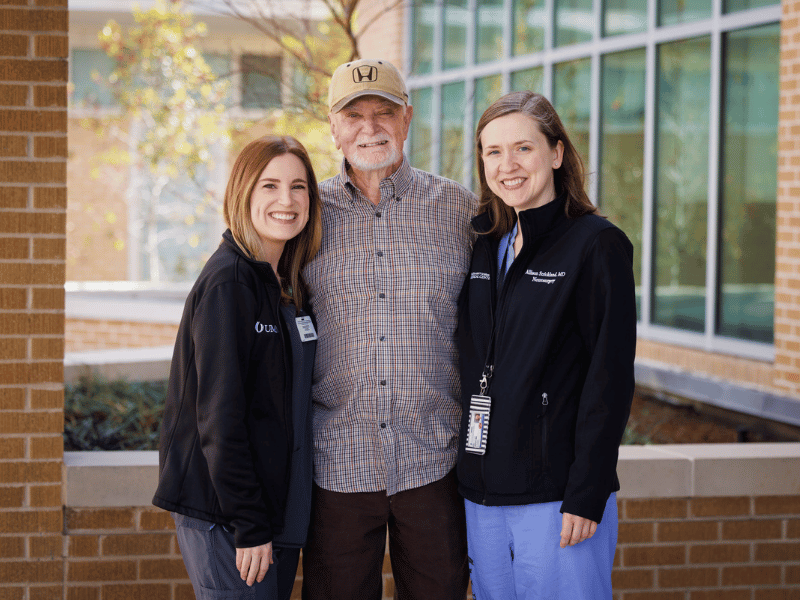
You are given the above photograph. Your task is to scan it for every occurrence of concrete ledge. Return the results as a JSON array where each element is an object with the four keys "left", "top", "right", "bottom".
[
  {"left": 64, "top": 443, "right": 800, "bottom": 507},
  {"left": 64, "top": 345, "right": 173, "bottom": 383}
]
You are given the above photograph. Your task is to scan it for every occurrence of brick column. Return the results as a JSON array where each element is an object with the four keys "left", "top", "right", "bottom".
[
  {"left": 775, "top": 0, "right": 800, "bottom": 394},
  {"left": 0, "top": 2, "right": 69, "bottom": 600},
  {"left": 356, "top": 0, "right": 406, "bottom": 74}
]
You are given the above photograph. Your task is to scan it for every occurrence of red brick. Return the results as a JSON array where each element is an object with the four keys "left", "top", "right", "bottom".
[
  {"left": 624, "top": 499, "right": 688, "bottom": 520},
  {"left": 0, "top": 461, "right": 61, "bottom": 484},
  {"left": 0, "top": 213, "right": 66, "bottom": 235},
  {"left": 34, "top": 35, "right": 67, "bottom": 58},
  {"left": 0, "top": 237, "right": 28, "bottom": 259},
  {"left": 0, "top": 33, "right": 28, "bottom": 57},
  {"left": 33, "top": 85, "right": 65, "bottom": 107},
  {"left": 755, "top": 495, "right": 800, "bottom": 515},
  {"left": 32, "top": 287, "right": 64, "bottom": 309},
  {"left": 30, "top": 535, "right": 62, "bottom": 558},
  {"left": 139, "top": 510, "right": 175, "bottom": 531},
  {"left": 0, "top": 560, "right": 62, "bottom": 583},
  {"left": 0, "top": 186, "right": 27, "bottom": 207},
  {"left": 691, "top": 591, "right": 750, "bottom": 600},
  {"left": 657, "top": 520, "right": 719, "bottom": 542},
  {"left": 30, "top": 436, "right": 63, "bottom": 459},
  {"left": 0, "top": 486, "right": 24, "bottom": 507},
  {"left": 722, "top": 565, "right": 781, "bottom": 585},
  {"left": 173, "top": 584, "right": 193, "bottom": 600},
  {"left": 0, "top": 509, "right": 61, "bottom": 533},
  {"left": 624, "top": 545, "right": 685, "bottom": 567},
  {"left": 0, "top": 9, "right": 68, "bottom": 34},
  {"left": 658, "top": 566, "right": 719, "bottom": 587},
  {"left": 0, "top": 134, "right": 27, "bottom": 156},
  {"left": 101, "top": 533, "right": 172, "bottom": 556},
  {"left": 34, "top": 186, "right": 66, "bottom": 209},
  {"left": 689, "top": 543, "right": 750, "bottom": 564},
  {"left": 66, "top": 508, "right": 135, "bottom": 531},
  {"left": 722, "top": 519, "right": 783, "bottom": 540},
  {"left": 755, "top": 541, "right": 800, "bottom": 561},
  {"left": 68, "top": 535, "right": 99, "bottom": 557},
  {"left": 0, "top": 536, "right": 24, "bottom": 558},
  {"left": 0, "top": 313, "right": 64, "bottom": 335},
  {"left": 620, "top": 593, "right": 684, "bottom": 600},
  {"left": 65, "top": 587, "right": 98, "bottom": 600},
  {"left": 755, "top": 591, "right": 800, "bottom": 600},
  {"left": 31, "top": 389, "right": 63, "bottom": 410},
  {"left": 0, "top": 363, "right": 64, "bottom": 385},
  {"left": 0, "top": 386, "right": 25, "bottom": 408},
  {"left": 139, "top": 558, "right": 189, "bottom": 580},
  {"left": 618, "top": 522, "right": 654, "bottom": 544},
  {"left": 101, "top": 584, "right": 171, "bottom": 600},
  {"left": 28, "top": 587, "right": 63, "bottom": 600},
  {"left": 33, "top": 135, "right": 66, "bottom": 157},
  {"left": 67, "top": 561, "right": 137, "bottom": 582},
  {"left": 30, "top": 484, "right": 61, "bottom": 508},
  {"left": 789, "top": 519, "right": 800, "bottom": 538},
  {"left": 0, "top": 83, "right": 27, "bottom": 105},
  {"left": 0, "top": 588, "right": 25, "bottom": 600},
  {"left": 32, "top": 338, "right": 64, "bottom": 360},
  {"left": 611, "top": 568, "right": 654, "bottom": 589},
  {"left": 33, "top": 237, "right": 65, "bottom": 259}
]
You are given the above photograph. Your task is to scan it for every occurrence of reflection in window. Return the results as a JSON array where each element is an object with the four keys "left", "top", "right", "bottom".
[
  {"left": 718, "top": 24, "right": 779, "bottom": 342},
  {"left": 725, "top": 0, "right": 777, "bottom": 12},
  {"left": 659, "top": 0, "right": 711, "bottom": 26},
  {"left": 555, "top": 0, "right": 593, "bottom": 47},
  {"left": 553, "top": 58, "right": 591, "bottom": 172},
  {"left": 241, "top": 55, "right": 281, "bottom": 109},
  {"left": 477, "top": 0, "right": 504, "bottom": 63},
  {"left": 410, "top": 88, "right": 433, "bottom": 172},
  {"left": 511, "top": 66, "right": 544, "bottom": 93},
  {"left": 653, "top": 36, "right": 711, "bottom": 332},
  {"left": 514, "top": 0, "right": 546, "bottom": 55},
  {"left": 600, "top": 48, "right": 646, "bottom": 318},
  {"left": 412, "top": 0, "right": 436, "bottom": 74},
  {"left": 441, "top": 82, "right": 466, "bottom": 182},
  {"left": 445, "top": 0, "right": 468, "bottom": 70},
  {"left": 71, "top": 49, "right": 115, "bottom": 107},
  {"left": 604, "top": 0, "right": 647, "bottom": 36}
]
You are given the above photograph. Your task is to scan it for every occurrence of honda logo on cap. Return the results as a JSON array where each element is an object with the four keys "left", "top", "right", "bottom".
[{"left": 353, "top": 65, "right": 378, "bottom": 83}]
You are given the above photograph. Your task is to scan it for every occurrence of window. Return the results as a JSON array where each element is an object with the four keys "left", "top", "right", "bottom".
[
  {"left": 410, "top": 88, "right": 433, "bottom": 172},
  {"left": 405, "top": 0, "right": 781, "bottom": 355},
  {"left": 70, "top": 49, "right": 115, "bottom": 107},
  {"left": 240, "top": 54, "right": 282, "bottom": 110}
]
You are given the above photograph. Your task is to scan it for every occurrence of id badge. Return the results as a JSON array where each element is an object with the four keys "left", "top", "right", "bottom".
[
  {"left": 464, "top": 394, "right": 492, "bottom": 455},
  {"left": 295, "top": 316, "right": 318, "bottom": 341}
]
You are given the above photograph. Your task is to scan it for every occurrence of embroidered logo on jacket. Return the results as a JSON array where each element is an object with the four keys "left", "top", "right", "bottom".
[
  {"left": 471, "top": 272, "right": 491, "bottom": 280},
  {"left": 525, "top": 270, "right": 566, "bottom": 285},
  {"left": 255, "top": 322, "right": 279, "bottom": 334}
]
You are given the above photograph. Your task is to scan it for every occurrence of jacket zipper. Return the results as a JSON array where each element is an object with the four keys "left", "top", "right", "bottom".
[{"left": 540, "top": 392, "right": 549, "bottom": 473}]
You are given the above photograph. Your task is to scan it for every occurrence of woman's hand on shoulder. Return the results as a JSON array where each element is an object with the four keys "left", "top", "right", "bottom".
[
  {"left": 560, "top": 513, "right": 597, "bottom": 548},
  {"left": 235, "top": 542, "right": 273, "bottom": 586}
]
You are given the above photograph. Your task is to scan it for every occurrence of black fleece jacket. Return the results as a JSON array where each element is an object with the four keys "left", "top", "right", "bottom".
[
  {"left": 153, "top": 230, "right": 293, "bottom": 548},
  {"left": 456, "top": 196, "right": 637, "bottom": 523}
]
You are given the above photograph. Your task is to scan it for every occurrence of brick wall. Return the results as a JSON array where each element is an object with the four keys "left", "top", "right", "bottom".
[
  {"left": 775, "top": 0, "right": 800, "bottom": 397},
  {"left": 357, "top": 0, "right": 406, "bottom": 73},
  {"left": 0, "top": 1, "right": 69, "bottom": 600},
  {"left": 60, "top": 495, "right": 800, "bottom": 600},
  {"left": 64, "top": 320, "right": 178, "bottom": 353}
]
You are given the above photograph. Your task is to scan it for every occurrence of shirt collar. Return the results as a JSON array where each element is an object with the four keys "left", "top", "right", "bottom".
[{"left": 337, "top": 154, "right": 414, "bottom": 204}]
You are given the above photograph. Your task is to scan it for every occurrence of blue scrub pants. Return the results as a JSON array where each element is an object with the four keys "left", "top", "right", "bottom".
[{"left": 465, "top": 494, "right": 617, "bottom": 600}]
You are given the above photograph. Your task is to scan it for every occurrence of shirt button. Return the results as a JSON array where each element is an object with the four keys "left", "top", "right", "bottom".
[
  {"left": 377, "top": 251, "right": 383, "bottom": 257},
  {"left": 379, "top": 293, "right": 385, "bottom": 299},
  {"left": 380, "top": 336, "right": 386, "bottom": 341},
  {"left": 380, "top": 422, "right": 387, "bottom": 428},
  {"left": 380, "top": 380, "right": 386, "bottom": 386},
  {"left": 375, "top": 211, "right": 382, "bottom": 218}
]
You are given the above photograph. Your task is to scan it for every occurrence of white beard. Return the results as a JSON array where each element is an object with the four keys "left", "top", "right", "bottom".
[{"left": 348, "top": 144, "right": 401, "bottom": 172}]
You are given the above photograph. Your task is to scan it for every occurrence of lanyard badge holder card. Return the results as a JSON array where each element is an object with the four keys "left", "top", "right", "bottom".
[{"left": 464, "top": 365, "right": 493, "bottom": 455}]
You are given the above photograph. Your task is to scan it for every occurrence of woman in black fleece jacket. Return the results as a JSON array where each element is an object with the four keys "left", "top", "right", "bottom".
[{"left": 457, "top": 91, "right": 637, "bottom": 599}]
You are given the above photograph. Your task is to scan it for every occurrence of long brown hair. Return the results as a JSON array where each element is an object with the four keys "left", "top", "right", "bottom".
[
  {"left": 475, "top": 91, "right": 597, "bottom": 238},
  {"left": 223, "top": 135, "right": 322, "bottom": 310}
]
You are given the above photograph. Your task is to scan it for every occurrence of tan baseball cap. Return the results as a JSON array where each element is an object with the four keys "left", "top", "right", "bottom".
[{"left": 328, "top": 58, "right": 409, "bottom": 113}]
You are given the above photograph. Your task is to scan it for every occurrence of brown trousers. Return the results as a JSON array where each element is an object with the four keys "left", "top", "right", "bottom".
[{"left": 301, "top": 469, "right": 469, "bottom": 600}]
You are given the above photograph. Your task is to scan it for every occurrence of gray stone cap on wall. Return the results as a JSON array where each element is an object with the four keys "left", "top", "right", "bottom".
[{"left": 64, "top": 443, "right": 800, "bottom": 507}]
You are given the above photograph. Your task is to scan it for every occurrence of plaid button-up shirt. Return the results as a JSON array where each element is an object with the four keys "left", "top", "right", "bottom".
[{"left": 304, "top": 156, "right": 477, "bottom": 495}]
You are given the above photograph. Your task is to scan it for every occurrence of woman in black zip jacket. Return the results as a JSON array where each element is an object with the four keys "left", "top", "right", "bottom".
[
  {"left": 457, "top": 91, "right": 637, "bottom": 598},
  {"left": 152, "top": 136, "right": 322, "bottom": 600}
]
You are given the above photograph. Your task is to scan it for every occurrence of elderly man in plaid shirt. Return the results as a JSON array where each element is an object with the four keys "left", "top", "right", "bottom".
[{"left": 301, "top": 58, "right": 477, "bottom": 600}]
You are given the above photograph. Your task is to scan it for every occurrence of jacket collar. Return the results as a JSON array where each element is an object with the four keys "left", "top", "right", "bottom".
[
  {"left": 221, "top": 229, "right": 280, "bottom": 287},
  {"left": 472, "top": 193, "right": 568, "bottom": 239}
]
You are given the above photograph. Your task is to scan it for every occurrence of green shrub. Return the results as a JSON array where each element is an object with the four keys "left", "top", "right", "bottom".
[{"left": 64, "top": 375, "right": 167, "bottom": 451}]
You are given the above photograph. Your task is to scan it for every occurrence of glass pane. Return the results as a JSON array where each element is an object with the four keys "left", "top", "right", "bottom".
[
  {"left": 71, "top": 49, "right": 115, "bottom": 107},
  {"left": 552, "top": 58, "right": 591, "bottom": 173},
  {"left": 659, "top": 0, "right": 711, "bottom": 26},
  {"left": 412, "top": 0, "right": 436, "bottom": 74},
  {"left": 241, "top": 55, "right": 281, "bottom": 109},
  {"left": 725, "top": 0, "right": 777, "bottom": 12},
  {"left": 511, "top": 66, "right": 544, "bottom": 93},
  {"left": 204, "top": 53, "right": 233, "bottom": 107},
  {"left": 477, "top": 0, "right": 504, "bottom": 63},
  {"left": 555, "top": 0, "right": 593, "bottom": 47},
  {"left": 604, "top": 0, "right": 647, "bottom": 37},
  {"left": 514, "top": 0, "right": 546, "bottom": 55},
  {"left": 441, "top": 82, "right": 466, "bottom": 183},
  {"left": 653, "top": 36, "right": 711, "bottom": 332},
  {"left": 444, "top": 0, "right": 468, "bottom": 70},
  {"left": 410, "top": 87, "right": 433, "bottom": 172},
  {"left": 600, "top": 48, "right": 646, "bottom": 319},
  {"left": 718, "top": 23, "right": 779, "bottom": 342},
  {"left": 473, "top": 74, "right": 504, "bottom": 186}
]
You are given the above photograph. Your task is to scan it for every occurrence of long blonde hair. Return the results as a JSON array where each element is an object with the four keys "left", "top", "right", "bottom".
[{"left": 223, "top": 135, "right": 322, "bottom": 309}]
